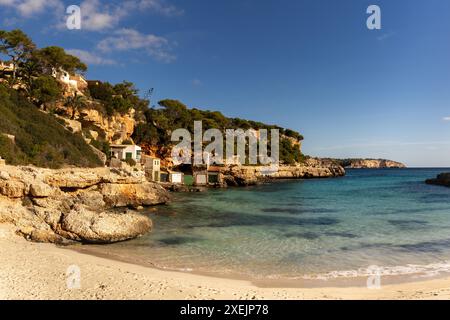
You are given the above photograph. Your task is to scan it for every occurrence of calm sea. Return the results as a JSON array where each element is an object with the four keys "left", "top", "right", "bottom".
[{"left": 77, "top": 168, "right": 450, "bottom": 284}]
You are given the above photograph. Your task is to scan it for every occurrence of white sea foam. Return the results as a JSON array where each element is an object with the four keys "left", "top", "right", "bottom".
[{"left": 293, "top": 261, "right": 450, "bottom": 280}]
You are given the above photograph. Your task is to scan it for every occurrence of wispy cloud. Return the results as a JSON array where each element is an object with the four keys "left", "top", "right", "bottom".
[
  {"left": 443, "top": 117, "right": 450, "bottom": 121},
  {"left": 0, "top": 0, "right": 64, "bottom": 18},
  {"left": 66, "top": 49, "right": 116, "bottom": 66},
  {"left": 191, "top": 79, "right": 202, "bottom": 86},
  {"left": 0, "top": 0, "right": 183, "bottom": 30},
  {"left": 137, "top": 0, "right": 184, "bottom": 17},
  {"left": 97, "top": 28, "right": 176, "bottom": 63},
  {"left": 79, "top": 0, "right": 129, "bottom": 31},
  {"left": 377, "top": 32, "right": 395, "bottom": 41}
]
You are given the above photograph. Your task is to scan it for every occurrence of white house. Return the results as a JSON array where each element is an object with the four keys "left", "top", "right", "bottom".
[
  {"left": 110, "top": 144, "right": 142, "bottom": 162},
  {"left": 51, "top": 67, "right": 86, "bottom": 94}
]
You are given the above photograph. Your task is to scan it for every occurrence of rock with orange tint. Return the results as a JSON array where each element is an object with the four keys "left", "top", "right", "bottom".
[{"left": 100, "top": 182, "right": 170, "bottom": 208}]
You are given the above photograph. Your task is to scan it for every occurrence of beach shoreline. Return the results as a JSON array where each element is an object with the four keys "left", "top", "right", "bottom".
[
  {"left": 69, "top": 241, "right": 450, "bottom": 290},
  {"left": 2, "top": 223, "right": 450, "bottom": 300}
]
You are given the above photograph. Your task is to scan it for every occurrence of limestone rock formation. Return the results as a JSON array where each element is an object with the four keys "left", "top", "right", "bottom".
[
  {"left": 61, "top": 205, "right": 153, "bottom": 243},
  {"left": 346, "top": 159, "right": 406, "bottom": 169},
  {"left": 220, "top": 158, "right": 345, "bottom": 186},
  {"left": 55, "top": 101, "right": 136, "bottom": 145},
  {"left": 0, "top": 165, "right": 170, "bottom": 244}
]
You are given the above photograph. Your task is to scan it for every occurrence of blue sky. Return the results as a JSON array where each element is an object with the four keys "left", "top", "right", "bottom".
[{"left": 1, "top": 0, "right": 450, "bottom": 167}]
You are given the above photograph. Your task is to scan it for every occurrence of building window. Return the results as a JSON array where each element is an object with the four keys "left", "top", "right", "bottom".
[{"left": 126, "top": 152, "right": 133, "bottom": 160}]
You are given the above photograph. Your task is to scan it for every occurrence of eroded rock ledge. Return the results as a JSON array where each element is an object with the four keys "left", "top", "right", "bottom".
[
  {"left": 0, "top": 166, "right": 170, "bottom": 244},
  {"left": 222, "top": 158, "right": 346, "bottom": 186}
]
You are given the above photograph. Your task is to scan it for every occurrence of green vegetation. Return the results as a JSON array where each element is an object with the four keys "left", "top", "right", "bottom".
[
  {"left": 133, "top": 99, "right": 305, "bottom": 164},
  {"left": 0, "top": 29, "right": 86, "bottom": 101},
  {"left": 30, "top": 75, "right": 61, "bottom": 105},
  {"left": 0, "top": 84, "right": 102, "bottom": 168},
  {"left": 88, "top": 80, "right": 148, "bottom": 116},
  {"left": 0, "top": 29, "right": 35, "bottom": 83}
]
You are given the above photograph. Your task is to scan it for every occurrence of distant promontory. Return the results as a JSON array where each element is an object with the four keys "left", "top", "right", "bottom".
[{"left": 329, "top": 158, "right": 407, "bottom": 169}]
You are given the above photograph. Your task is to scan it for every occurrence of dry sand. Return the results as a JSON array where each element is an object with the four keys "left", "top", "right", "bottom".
[{"left": 1, "top": 223, "right": 450, "bottom": 300}]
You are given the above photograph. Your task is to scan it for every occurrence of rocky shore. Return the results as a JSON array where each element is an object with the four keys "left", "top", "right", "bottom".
[
  {"left": 0, "top": 165, "right": 170, "bottom": 244},
  {"left": 425, "top": 173, "right": 450, "bottom": 187},
  {"left": 221, "top": 158, "right": 345, "bottom": 186},
  {"left": 0, "top": 159, "right": 344, "bottom": 244}
]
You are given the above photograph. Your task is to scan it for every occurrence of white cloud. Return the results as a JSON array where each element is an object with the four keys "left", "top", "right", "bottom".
[
  {"left": 0, "top": 0, "right": 64, "bottom": 17},
  {"left": 0, "top": 0, "right": 16, "bottom": 5},
  {"left": 377, "top": 32, "right": 395, "bottom": 41},
  {"left": 0, "top": 0, "right": 182, "bottom": 29},
  {"left": 97, "top": 28, "right": 175, "bottom": 63},
  {"left": 137, "top": 0, "right": 184, "bottom": 16},
  {"left": 79, "top": 0, "right": 128, "bottom": 31},
  {"left": 443, "top": 117, "right": 450, "bottom": 121},
  {"left": 66, "top": 49, "right": 116, "bottom": 66}
]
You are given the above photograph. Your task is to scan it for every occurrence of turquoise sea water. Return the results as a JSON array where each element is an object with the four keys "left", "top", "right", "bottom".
[{"left": 82, "top": 169, "right": 450, "bottom": 282}]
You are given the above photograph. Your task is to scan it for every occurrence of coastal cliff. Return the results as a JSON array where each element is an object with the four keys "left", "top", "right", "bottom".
[
  {"left": 333, "top": 158, "right": 406, "bottom": 169},
  {"left": 220, "top": 158, "right": 345, "bottom": 186},
  {"left": 0, "top": 165, "right": 170, "bottom": 244},
  {"left": 55, "top": 101, "right": 136, "bottom": 145}
]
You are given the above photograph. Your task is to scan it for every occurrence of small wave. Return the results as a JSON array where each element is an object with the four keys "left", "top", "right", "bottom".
[{"left": 283, "top": 261, "right": 450, "bottom": 281}]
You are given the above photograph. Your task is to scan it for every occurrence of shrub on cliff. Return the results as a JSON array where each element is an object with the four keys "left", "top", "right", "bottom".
[
  {"left": 88, "top": 80, "right": 148, "bottom": 116},
  {"left": 0, "top": 84, "right": 103, "bottom": 168}
]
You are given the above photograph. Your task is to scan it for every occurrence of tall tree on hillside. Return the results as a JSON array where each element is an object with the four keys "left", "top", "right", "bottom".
[
  {"left": 30, "top": 75, "right": 62, "bottom": 107},
  {"left": 37, "top": 46, "right": 87, "bottom": 75},
  {"left": 0, "top": 29, "right": 36, "bottom": 84}
]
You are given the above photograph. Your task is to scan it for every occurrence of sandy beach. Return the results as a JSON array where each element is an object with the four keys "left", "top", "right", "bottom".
[{"left": 1, "top": 223, "right": 450, "bottom": 300}]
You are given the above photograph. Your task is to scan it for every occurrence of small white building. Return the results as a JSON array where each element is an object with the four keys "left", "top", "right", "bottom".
[
  {"left": 143, "top": 156, "right": 161, "bottom": 182},
  {"left": 51, "top": 67, "right": 86, "bottom": 93},
  {"left": 110, "top": 144, "right": 142, "bottom": 162},
  {"left": 169, "top": 171, "right": 183, "bottom": 184}
]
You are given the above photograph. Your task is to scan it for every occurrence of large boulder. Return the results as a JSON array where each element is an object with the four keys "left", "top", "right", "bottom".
[
  {"left": 0, "top": 165, "right": 170, "bottom": 244},
  {"left": 29, "top": 183, "right": 55, "bottom": 198},
  {"left": 100, "top": 182, "right": 170, "bottom": 208},
  {"left": 60, "top": 205, "right": 152, "bottom": 243}
]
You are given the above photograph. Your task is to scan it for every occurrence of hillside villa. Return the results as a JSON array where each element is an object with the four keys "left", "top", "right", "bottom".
[{"left": 110, "top": 144, "right": 142, "bottom": 162}]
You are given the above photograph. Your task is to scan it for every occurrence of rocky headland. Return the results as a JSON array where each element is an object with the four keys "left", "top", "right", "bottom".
[
  {"left": 218, "top": 158, "right": 345, "bottom": 186},
  {"left": 0, "top": 165, "right": 170, "bottom": 244},
  {"left": 425, "top": 173, "right": 450, "bottom": 187},
  {"left": 335, "top": 159, "right": 406, "bottom": 169}
]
